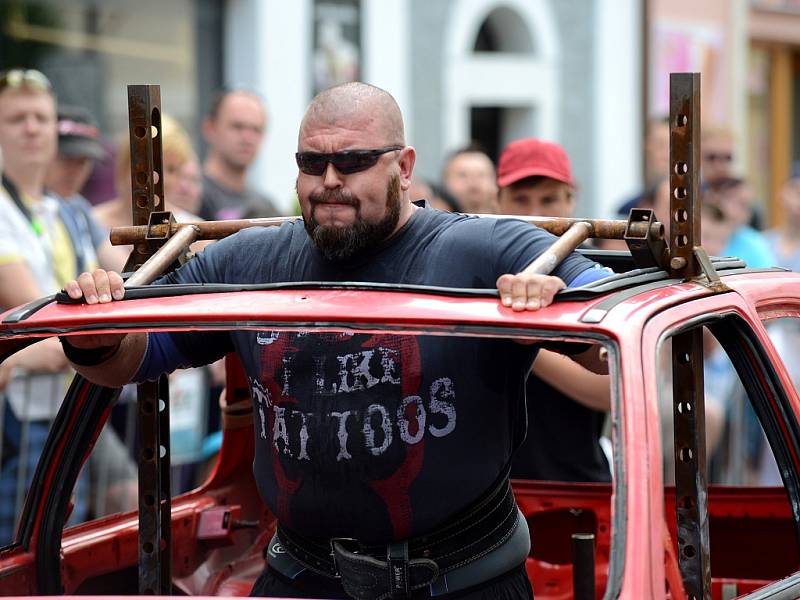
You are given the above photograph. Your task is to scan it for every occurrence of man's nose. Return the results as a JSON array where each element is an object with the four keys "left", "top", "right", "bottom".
[
  {"left": 23, "top": 115, "right": 41, "bottom": 134},
  {"left": 322, "top": 162, "right": 343, "bottom": 188}
]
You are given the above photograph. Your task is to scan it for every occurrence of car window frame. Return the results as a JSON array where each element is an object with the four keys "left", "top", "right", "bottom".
[
  {"left": 651, "top": 303, "right": 800, "bottom": 598},
  {"left": 1, "top": 319, "right": 626, "bottom": 597}
]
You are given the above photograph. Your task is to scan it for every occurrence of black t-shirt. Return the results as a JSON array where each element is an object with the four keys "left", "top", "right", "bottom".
[
  {"left": 510, "top": 376, "right": 610, "bottom": 483},
  {"left": 140, "top": 206, "right": 599, "bottom": 541}
]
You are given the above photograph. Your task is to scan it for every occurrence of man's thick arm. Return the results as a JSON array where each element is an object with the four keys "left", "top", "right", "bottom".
[
  {"left": 62, "top": 332, "right": 148, "bottom": 388},
  {"left": 61, "top": 268, "right": 147, "bottom": 387}
]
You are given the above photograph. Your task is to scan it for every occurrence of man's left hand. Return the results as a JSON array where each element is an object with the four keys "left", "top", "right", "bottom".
[{"left": 496, "top": 273, "right": 565, "bottom": 311}]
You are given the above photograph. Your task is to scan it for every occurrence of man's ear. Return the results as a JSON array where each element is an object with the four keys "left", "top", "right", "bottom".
[
  {"left": 398, "top": 146, "right": 416, "bottom": 191},
  {"left": 496, "top": 186, "right": 509, "bottom": 207},
  {"left": 201, "top": 117, "right": 215, "bottom": 144}
]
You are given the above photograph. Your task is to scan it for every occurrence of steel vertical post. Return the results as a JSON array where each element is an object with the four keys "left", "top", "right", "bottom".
[{"left": 669, "top": 72, "right": 710, "bottom": 599}]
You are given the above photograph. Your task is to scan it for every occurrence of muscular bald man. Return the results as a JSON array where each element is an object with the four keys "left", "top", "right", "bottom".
[{"left": 61, "top": 82, "right": 610, "bottom": 599}]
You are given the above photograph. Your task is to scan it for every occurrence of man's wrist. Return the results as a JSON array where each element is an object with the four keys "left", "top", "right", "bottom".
[{"left": 59, "top": 337, "right": 122, "bottom": 367}]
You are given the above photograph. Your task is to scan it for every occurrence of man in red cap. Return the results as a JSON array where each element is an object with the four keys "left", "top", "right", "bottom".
[
  {"left": 496, "top": 137, "right": 612, "bottom": 483},
  {"left": 496, "top": 138, "right": 575, "bottom": 218}
]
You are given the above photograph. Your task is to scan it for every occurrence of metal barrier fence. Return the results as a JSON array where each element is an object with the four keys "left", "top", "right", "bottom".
[{"left": 0, "top": 365, "right": 211, "bottom": 547}]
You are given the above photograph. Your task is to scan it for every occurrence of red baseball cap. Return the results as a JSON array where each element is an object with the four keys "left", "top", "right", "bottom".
[{"left": 496, "top": 138, "right": 575, "bottom": 188}]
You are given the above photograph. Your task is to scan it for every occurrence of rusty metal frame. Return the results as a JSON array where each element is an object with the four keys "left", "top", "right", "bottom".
[
  {"left": 136, "top": 377, "right": 172, "bottom": 594},
  {"left": 115, "top": 76, "right": 716, "bottom": 598},
  {"left": 126, "top": 85, "right": 167, "bottom": 272},
  {"left": 110, "top": 215, "right": 664, "bottom": 245},
  {"left": 126, "top": 84, "right": 173, "bottom": 595},
  {"left": 668, "top": 73, "right": 702, "bottom": 279},
  {"left": 669, "top": 72, "right": 711, "bottom": 599},
  {"left": 523, "top": 222, "right": 593, "bottom": 275},
  {"left": 623, "top": 208, "right": 669, "bottom": 269}
]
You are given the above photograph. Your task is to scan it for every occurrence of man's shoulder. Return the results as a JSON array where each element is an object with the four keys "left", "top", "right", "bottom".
[
  {"left": 731, "top": 226, "right": 772, "bottom": 252},
  {"left": 412, "top": 211, "right": 557, "bottom": 251},
  {"left": 727, "top": 226, "right": 776, "bottom": 267},
  {"left": 417, "top": 208, "right": 490, "bottom": 232},
  {"left": 0, "top": 188, "right": 29, "bottom": 232},
  {"left": 221, "top": 217, "right": 306, "bottom": 250},
  {"left": 0, "top": 185, "right": 19, "bottom": 214}
]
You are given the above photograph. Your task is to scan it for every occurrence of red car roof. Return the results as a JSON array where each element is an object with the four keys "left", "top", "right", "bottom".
[{"left": 0, "top": 284, "right": 695, "bottom": 335}]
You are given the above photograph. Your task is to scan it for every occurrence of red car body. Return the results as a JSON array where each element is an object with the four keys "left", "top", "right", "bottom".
[{"left": 0, "top": 263, "right": 799, "bottom": 599}]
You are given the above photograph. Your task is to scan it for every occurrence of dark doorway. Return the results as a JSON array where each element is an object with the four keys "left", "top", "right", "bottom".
[{"left": 470, "top": 106, "right": 502, "bottom": 164}]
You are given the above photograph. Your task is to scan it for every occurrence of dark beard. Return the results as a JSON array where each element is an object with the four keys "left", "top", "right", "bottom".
[{"left": 304, "top": 174, "right": 402, "bottom": 262}]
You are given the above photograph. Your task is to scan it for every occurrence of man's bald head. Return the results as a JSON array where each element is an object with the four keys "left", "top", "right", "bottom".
[{"left": 299, "top": 82, "right": 405, "bottom": 146}]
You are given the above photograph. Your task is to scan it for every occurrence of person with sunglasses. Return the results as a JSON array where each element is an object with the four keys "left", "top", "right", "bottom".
[{"left": 61, "top": 81, "right": 611, "bottom": 599}]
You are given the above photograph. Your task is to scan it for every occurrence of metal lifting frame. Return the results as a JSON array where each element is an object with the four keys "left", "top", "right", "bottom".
[
  {"left": 669, "top": 72, "right": 711, "bottom": 599},
  {"left": 118, "top": 76, "right": 713, "bottom": 597},
  {"left": 126, "top": 85, "right": 176, "bottom": 595},
  {"left": 111, "top": 214, "right": 669, "bottom": 273}
]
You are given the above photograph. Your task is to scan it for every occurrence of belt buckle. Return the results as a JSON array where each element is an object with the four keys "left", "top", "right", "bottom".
[{"left": 329, "top": 537, "right": 359, "bottom": 579}]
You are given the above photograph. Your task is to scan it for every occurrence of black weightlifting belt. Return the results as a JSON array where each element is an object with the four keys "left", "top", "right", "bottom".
[{"left": 276, "top": 478, "right": 518, "bottom": 599}]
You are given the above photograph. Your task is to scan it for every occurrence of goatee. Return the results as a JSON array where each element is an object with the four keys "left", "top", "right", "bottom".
[{"left": 303, "top": 174, "right": 402, "bottom": 262}]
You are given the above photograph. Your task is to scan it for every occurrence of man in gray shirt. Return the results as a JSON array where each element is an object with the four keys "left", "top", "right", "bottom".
[{"left": 200, "top": 90, "right": 280, "bottom": 220}]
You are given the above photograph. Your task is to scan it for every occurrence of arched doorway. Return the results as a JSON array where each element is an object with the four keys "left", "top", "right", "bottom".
[{"left": 443, "top": 0, "right": 559, "bottom": 163}]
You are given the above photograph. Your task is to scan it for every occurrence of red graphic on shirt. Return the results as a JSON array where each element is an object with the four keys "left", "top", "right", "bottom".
[
  {"left": 258, "top": 332, "right": 303, "bottom": 526},
  {"left": 364, "top": 334, "right": 423, "bottom": 539},
  {"left": 252, "top": 331, "right": 449, "bottom": 537}
]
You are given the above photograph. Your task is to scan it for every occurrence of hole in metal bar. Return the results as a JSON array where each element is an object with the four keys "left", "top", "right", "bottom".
[
  {"left": 683, "top": 544, "right": 696, "bottom": 558},
  {"left": 134, "top": 125, "right": 146, "bottom": 138},
  {"left": 674, "top": 161, "right": 689, "bottom": 175},
  {"left": 676, "top": 114, "right": 688, "bottom": 127},
  {"left": 673, "top": 186, "right": 687, "bottom": 199},
  {"left": 674, "top": 209, "right": 688, "bottom": 223},
  {"left": 679, "top": 447, "right": 694, "bottom": 462}
]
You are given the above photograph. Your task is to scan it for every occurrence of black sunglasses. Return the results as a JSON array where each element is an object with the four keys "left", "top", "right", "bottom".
[
  {"left": 296, "top": 145, "right": 403, "bottom": 176},
  {"left": 0, "top": 68, "right": 53, "bottom": 93}
]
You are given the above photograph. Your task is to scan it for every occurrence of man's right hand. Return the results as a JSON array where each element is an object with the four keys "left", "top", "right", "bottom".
[
  {"left": 64, "top": 269, "right": 125, "bottom": 305},
  {"left": 63, "top": 269, "right": 127, "bottom": 350}
]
